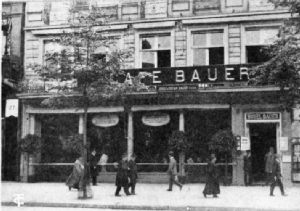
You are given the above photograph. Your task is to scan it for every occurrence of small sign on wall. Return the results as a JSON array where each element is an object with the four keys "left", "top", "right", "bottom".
[
  {"left": 282, "top": 155, "right": 291, "bottom": 163},
  {"left": 145, "top": 0, "right": 167, "bottom": 18},
  {"left": 280, "top": 137, "right": 289, "bottom": 151},
  {"left": 5, "top": 99, "right": 19, "bottom": 117},
  {"left": 293, "top": 108, "right": 300, "bottom": 121},
  {"left": 241, "top": 137, "right": 250, "bottom": 151}
]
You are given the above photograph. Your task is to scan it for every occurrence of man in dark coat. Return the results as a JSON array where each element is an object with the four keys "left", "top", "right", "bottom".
[
  {"left": 270, "top": 154, "right": 287, "bottom": 196},
  {"left": 89, "top": 149, "right": 99, "bottom": 186},
  {"left": 115, "top": 154, "right": 131, "bottom": 196},
  {"left": 128, "top": 154, "right": 138, "bottom": 195},
  {"left": 167, "top": 151, "right": 183, "bottom": 191},
  {"left": 203, "top": 153, "right": 220, "bottom": 198},
  {"left": 243, "top": 150, "right": 252, "bottom": 186}
]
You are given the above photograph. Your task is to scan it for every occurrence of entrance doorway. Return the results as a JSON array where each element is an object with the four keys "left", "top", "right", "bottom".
[{"left": 249, "top": 123, "right": 277, "bottom": 182}]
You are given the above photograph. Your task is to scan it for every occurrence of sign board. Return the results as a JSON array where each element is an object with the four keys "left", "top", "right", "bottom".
[
  {"left": 246, "top": 112, "right": 280, "bottom": 121},
  {"left": 92, "top": 114, "right": 119, "bottom": 127},
  {"left": 241, "top": 137, "right": 250, "bottom": 151},
  {"left": 225, "top": 0, "right": 243, "bottom": 7},
  {"left": 145, "top": 0, "right": 167, "bottom": 19},
  {"left": 194, "top": 0, "right": 219, "bottom": 11},
  {"left": 5, "top": 99, "right": 18, "bottom": 117},
  {"left": 282, "top": 155, "right": 291, "bottom": 163},
  {"left": 293, "top": 108, "right": 300, "bottom": 121},
  {"left": 123, "top": 64, "right": 251, "bottom": 86},
  {"left": 293, "top": 173, "right": 300, "bottom": 182},
  {"left": 280, "top": 137, "right": 289, "bottom": 151},
  {"left": 142, "top": 112, "right": 170, "bottom": 127}
]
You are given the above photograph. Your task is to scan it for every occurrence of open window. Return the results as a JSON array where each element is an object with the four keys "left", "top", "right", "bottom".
[
  {"left": 191, "top": 30, "right": 224, "bottom": 66},
  {"left": 245, "top": 27, "right": 278, "bottom": 63},
  {"left": 140, "top": 34, "right": 171, "bottom": 68}
]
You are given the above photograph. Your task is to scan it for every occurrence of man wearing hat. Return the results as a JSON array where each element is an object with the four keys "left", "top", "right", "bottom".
[
  {"left": 270, "top": 154, "right": 287, "bottom": 196},
  {"left": 167, "top": 151, "right": 183, "bottom": 191}
]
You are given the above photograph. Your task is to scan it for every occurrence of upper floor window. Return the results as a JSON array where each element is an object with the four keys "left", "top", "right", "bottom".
[
  {"left": 245, "top": 27, "right": 278, "bottom": 63},
  {"left": 140, "top": 34, "right": 171, "bottom": 68},
  {"left": 191, "top": 30, "right": 224, "bottom": 66}
]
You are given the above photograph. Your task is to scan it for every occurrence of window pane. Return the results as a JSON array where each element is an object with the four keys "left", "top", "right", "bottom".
[
  {"left": 260, "top": 28, "right": 278, "bottom": 45},
  {"left": 158, "top": 35, "right": 170, "bottom": 49},
  {"left": 193, "top": 33, "right": 206, "bottom": 47},
  {"left": 209, "top": 47, "right": 224, "bottom": 65},
  {"left": 157, "top": 50, "right": 171, "bottom": 67},
  {"left": 141, "top": 37, "right": 155, "bottom": 50},
  {"left": 142, "top": 51, "right": 155, "bottom": 68},
  {"left": 246, "top": 46, "right": 270, "bottom": 63},
  {"left": 193, "top": 49, "right": 206, "bottom": 65},
  {"left": 210, "top": 32, "right": 223, "bottom": 47},
  {"left": 246, "top": 30, "right": 260, "bottom": 45}
]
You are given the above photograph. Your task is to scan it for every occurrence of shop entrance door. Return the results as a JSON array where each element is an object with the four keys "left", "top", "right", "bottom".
[{"left": 249, "top": 123, "right": 277, "bottom": 183}]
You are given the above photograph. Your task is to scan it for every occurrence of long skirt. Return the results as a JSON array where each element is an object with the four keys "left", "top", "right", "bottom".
[
  {"left": 66, "top": 167, "right": 82, "bottom": 189},
  {"left": 203, "top": 176, "right": 220, "bottom": 195}
]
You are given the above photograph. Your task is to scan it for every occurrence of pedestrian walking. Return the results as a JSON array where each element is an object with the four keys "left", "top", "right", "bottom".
[
  {"left": 115, "top": 154, "right": 131, "bottom": 197},
  {"left": 203, "top": 153, "right": 220, "bottom": 198},
  {"left": 66, "top": 156, "right": 85, "bottom": 191},
  {"left": 166, "top": 151, "right": 183, "bottom": 191},
  {"left": 128, "top": 153, "right": 138, "bottom": 195},
  {"left": 265, "top": 146, "right": 275, "bottom": 186},
  {"left": 89, "top": 148, "right": 99, "bottom": 186},
  {"left": 243, "top": 150, "right": 252, "bottom": 186},
  {"left": 270, "top": 154, "right": 287, "bottom": 196}
]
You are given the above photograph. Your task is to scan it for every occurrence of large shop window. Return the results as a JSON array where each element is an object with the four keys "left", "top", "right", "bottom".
[
  {"left": 140, "top": 34, "right": 171, "bottom": 68},
  {"left": 245, "top": 27, "right": 278, "bottom": 63},
  {"left": 192, "top": 30, "right": 224, "bottom": 65},
  {"left": 87, "top": 113, "right": 126, "bottom": 170}
]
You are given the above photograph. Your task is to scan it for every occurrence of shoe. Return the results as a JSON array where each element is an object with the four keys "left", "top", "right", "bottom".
[
  {"left": 270, "top": 194, "right": 275, "bottom": 196},
  {"left": 180, "top": 185, "right": 183, "bottom": 191},
  {"left": 167, "top": 189, "right": 172, "bottom": 191},
  {"left": 126, "top": 193, "right": 131, "bottom": 196},
  {"left": 282, "top": 193, "right": 287, "bottom": 196},
  {"left": 131, "top": 192, "right": 136, "bottom": 195},
  {"left": 115, "top": 194, "right": 121, "bottom": 197},
  {"left": 203, "top": 193, "right": 206, "bottom": 198},
  {"left": 213, "top": 194, "right": 218, "bottom": 198}
]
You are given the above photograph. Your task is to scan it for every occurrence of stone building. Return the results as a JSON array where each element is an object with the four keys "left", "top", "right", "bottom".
[
  {"left": 18, "top": 0, "right": 300, "bottom": 185},
  {"left": 2, "top": 1, "right": 25, "bottom": 181}
]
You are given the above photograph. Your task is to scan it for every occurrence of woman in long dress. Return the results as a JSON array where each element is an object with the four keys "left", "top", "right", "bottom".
[
  {"left": 66, "top": 157, "right": 85, "bottom": 190},
  {"left": 203, "top": 153, "right": 220, "bottom": 198}
]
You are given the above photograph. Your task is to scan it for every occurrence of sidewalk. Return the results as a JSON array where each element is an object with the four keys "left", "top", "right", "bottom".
[{"left": 1, "top": 182, "right": 300, "bottom": 211}]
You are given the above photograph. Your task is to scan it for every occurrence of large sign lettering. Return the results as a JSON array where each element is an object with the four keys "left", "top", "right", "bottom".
[
  {"left": 246, "top": 112, "right": 280, "bottom": 121},
  {"left": 122, "top": 65, "right": 251, "bottom": 88}
]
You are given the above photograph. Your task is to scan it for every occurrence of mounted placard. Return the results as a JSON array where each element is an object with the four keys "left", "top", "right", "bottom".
[
  {"left": 293, "top": 108, "right": 300, "bottom": 121},
  {"left": 92, "top": 114, "right": 119, "bottom": 127},
  {"left": 280, "top": 137, "right": 289, "bottom": 151},
  {"left": 241, "top": 137, "right": 250, "bottom": 151},
  {"left": 142, "top": 112, "right": 170, "bottom": 127}
]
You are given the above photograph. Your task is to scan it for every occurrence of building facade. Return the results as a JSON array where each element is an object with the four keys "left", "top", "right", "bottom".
[
  {"left": 18, "top": 0, "right": 300, "bottom": 185},
  {"left": 2, "top": 2, "right": 25, "bottom": 181}
]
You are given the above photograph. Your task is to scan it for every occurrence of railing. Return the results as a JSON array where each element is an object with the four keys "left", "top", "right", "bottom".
[{"left": 30, "top": 162, "right": 236, "bottom": 184}]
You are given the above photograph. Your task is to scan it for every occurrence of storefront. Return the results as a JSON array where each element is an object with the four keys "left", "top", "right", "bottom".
[{"left": 18, "top": 63, "right": 298, "bottom": 186}]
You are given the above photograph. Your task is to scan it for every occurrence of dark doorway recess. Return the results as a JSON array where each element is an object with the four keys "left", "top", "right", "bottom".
[
  {"left": 2, "top": 116, "right": 18, "bottom": 181},
  {"left": 249, "top": 123, "right": 277, "bottom": 182}
]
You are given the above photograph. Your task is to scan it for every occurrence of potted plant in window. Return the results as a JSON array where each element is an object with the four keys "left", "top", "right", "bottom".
[{"left": 19, "top": 134, "right": 43, "bottom": 182}]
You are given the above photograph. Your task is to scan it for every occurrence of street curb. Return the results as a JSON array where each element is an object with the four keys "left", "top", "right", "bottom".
[{"left": 2, "top": 202, "right": 299, "bottom": 211}]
